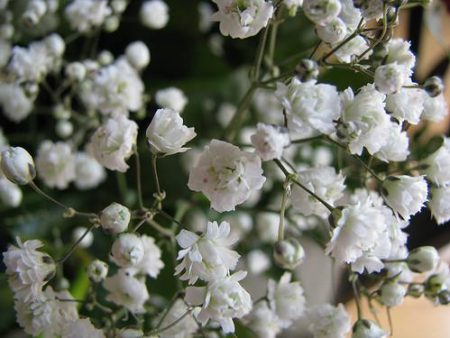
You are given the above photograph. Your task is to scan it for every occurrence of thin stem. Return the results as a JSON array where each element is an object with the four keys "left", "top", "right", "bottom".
[
  {"left": 133, "top": 218, "right": 147, "bottom": 232},
  {"left": 147, "top": 218, "right": 174, "bottom": 239},
  {"left": 253, "top": 25, "right": 270, "bottom": 82},
  {"left": 290, "top": 135, "right": 323, "bottom": 144},
  {"left": 387, "top": 306, "right": 394, "bottom": 336},
  {"left": 352, "top": 277, "right": 363, "bottom": 320},
  {"left": 57, "top": 224, "right": 96, "bottom": 264},
  {"left": 268, "top": 18, "right": 279, "bottom": 70},
  {"left": 278, "top": 181, "right": 289, "bottom": 241},
  {"left": 28, "top": 181, "right": 96, "bottom": 218},
  {"left": 152, "top": 154, "right": 162, "bottom": 196},
  {"left": 150, "top": 309, "right": 192, "bottom": 335},
  {"left": 134, "top": 146, "right": 144, "bottom": 210},
  {"left": 155, "top": 292, "right": 182, "bottom": 329},
  {"left": 351, "top": 154, "right": 384, "bottom": 183},
  {"left": 309, "top": 41, "right": 322, "bottom": 59}
]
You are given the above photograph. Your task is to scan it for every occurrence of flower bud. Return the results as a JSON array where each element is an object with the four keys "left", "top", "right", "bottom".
[
  {"left": 438, "top": 290, "right": 450, "bottom": 305},
  {"left": 0, "top": 178, "right": 22, "bottom": 207},
  {"left": 295, "top": 59, "right": 319, "bottom": 82},
  {"left": 407, "top": 246, "right": 439, "bottom": 273},
  {"left": 379, "top": 282, "right": 406, "bottom": 307},
  {"left": 352, "top": 319, "right": 387, "bottom": 338},
  {"left": 100, "top": 202, "right": 131, "bottom": 234},
  {"left": 56, "top": 120, "right": 74, "bottom": 138},
  {"left": 423, "top": 76, "right": 444, "bottom": 98},
  {"left": 273, "top": 238, "right": 305, "bottom": 270},
  {"left": 110, "top": 233, "right": 144, "bottom": 267},
  {"left": 125, "top": 41, "right": 151, "bottom": 70},
  {"left": 424, "top": 274, "right": 446, "bottom": 298},
  {"left": 116, "top": 329, "right": 145, "bottom": 338},
  {"left": 45, "top": 34, "right": 65, "bottom": 56},
  {"left": 407, "top": 283, "right": 424, "bottom": 298},
  {"left": 1, "top": 147, "right": 36, "bottom": 185},
  {"left": 87, "top": 259, "right": 109, "bottom": 283},
  {"left": 65, "top": 62, "right": 86, "bottom": 81},
  {"left": 104, "top": 16, "right": 120, "bottom": 32},
  {"left": 98, "top": 50, "right": 114, "bottom": 65},
  {"left": 111, "top": 0, "right": 127, "bottom": 14}
]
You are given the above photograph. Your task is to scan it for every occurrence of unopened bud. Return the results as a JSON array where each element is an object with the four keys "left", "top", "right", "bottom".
[
  {"left": 379, "top": 282, "right": 406, "bottom": 307},
  {"left": 1, "top": 147, "right": 36, "bottom": 185},
  {"left": 407, "top": 283, "right": 424, "bottom": 298},
  {"left": 423, "top": 76, "right": 444, "bottom": 98},
  {"left": 407, "top": 246, "right": 439, "bottom": 273},
  {"left": 87, "top": 259, "right": 109, "bottom": 283},
  {"left": 273, "top": 238, "right": 305, "bottom": 270},
  {"left": 100, "top": 202, "right": 131, "bottom": 234},
  {"left": 295, "top": 59, "right": 319, "bottom": 82},
  {"left": 352, "top": 319, "right": 387, "bottom": 338},
  {"left": 438, "top": 290, "right": 450, "bottom": 305},
  {"left": 424, "top": 274, "right": 446, "bottom": 298}
]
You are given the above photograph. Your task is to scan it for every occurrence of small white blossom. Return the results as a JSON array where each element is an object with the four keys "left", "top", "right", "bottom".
[
  {"left": 334, "top": 35, "right": 371, "bottom": 63},
  {"left": 3, "top": 238, "right": 55, "bottom": 301},
  {"left": 89, "top": 115, "right": 138, "bottom": 172},
  {"left": 146, "top": 108, "right": 196, "bottom": 155},
  {"left": 65, "top": 62, "right": 86, "bottom": 81},
  {"left": 422, "top": 138, "right": 450, "bottom": 186},
  {"left": 1, "top": 146, "right": 35, "bottom": 185},
  {"left": 103, "top": 269, "right": 149, "bottom": 313},
  {"left": 256, "top": 212, "right": 279, "bottom": 243},
  {"left": 303, "top": 0, "right": 342, "bottom": 24},
  {"left": 373, "top": 122, "right": 409, "bottom": 162},
  {"left": 87, "top": 259, "right": 109, "bottom": 283},
  {"left": 8, "top": 42, "right": 50, "bottom": 82},
  {"left": 36, "top": 141, "right": 76, "bottom": 189},
  {"left": 251, "top": 123, "right": 290, "bottom": 161},
  {"left": 379, "top": 282, "right": 406, "bottom": 307},
  {"left": 422, "top": 93, "right": 449, "bottom": 122},
  {"left": 386, "top": 86, "right": 424, "bottom": 124},
  {"left": 128, "top": 235, "right": 164, "bottom": 278},
  {"left": 291, "top": 166, "right": 346, "bottom": 218},
  {"left": 374, "top": 63, "right": 408, "bottom": 94},
  {"left": 74, "top": 152, "right": 106, "bottom": 190},
  {"left": 358, "top": 0, "right": 384, "bottom": 20},
  {"left": 188, "top": 139, "right": 265, "bottom": 212},
  {"left": 125, "top": 41, "right": 150, "bottom": 70},
  {"left": 155, "top": 87, "right": 188, "bottom": 113},
  {"left": 175, "top": 221, "right": 240, "bottom": 284},
  {"left": 273, "top": 238, "right": 305, "bottom": 270},
  {"left": 140, "top": 0, "right": 169, "bottom": 29},
  {"left": 65, "top": 0, "right": 112, "bottom": 33},
  {"left": 307, "top": 303, "right": 351, "bottom": 338},
  {"left": 339, "top": 0, "right": 362, "bottom": 30},
  {"left": 185, "top": 270, "right": 252, "bottom": 333},
  {"left": 385, "top": 38, "right": 415, "bottom": 71},
  {"left": 429, "top": 186, "right": 450, "bottom": 225},
  {"left": 62, "top": 318, "right": 105, "bottom": 338},
  {"left": 0, "top": 177, "right": 22, "bottom": 207},
  {"left": 244, "top": 302, "right": 283, "bottom": 338},
  {"left": 158, "top": 299, "right": 198, "bottom": 338},
  {"left": 211, "top": 0, "right": 274, "bottom": 39},
  {"left": 56, "top": 120, "right": 74, "bottom": 138},
  {"left": 100, "top": 202, "right": 130, "bottom": 234},
  {"left": 316, "top": 18, "right": 347, "bottom": 44},
  {"left": 0, "top": 83, "right": 34, "bottom": 123},
  {"left": 352, "top": 319, "right": 388, "bottom": 338},
  {"left": 267, "top": 272, "right": 305, "bottom": 326},
  {"left": 110, "top": 233, "right": 145, "bottom": 268},
  {"left": 276, "top": 78, "right": 341, "bottom": 135},
  {"left": 382, "top": 175, "right": 428, "bottom": 220}
]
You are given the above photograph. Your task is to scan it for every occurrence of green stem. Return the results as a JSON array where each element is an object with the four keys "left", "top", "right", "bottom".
[
  {"left": 57, "top": 224, "right": 96, "bottom": 264},
  {"left": 290, "top": 135, "right": 323, "bottom": 144},
  {"left": 278, "top": 181, "right": 289, "bottom": 241},
  {"left": 253, "top": 25, "right": 270, "bottom": 82},
  {"left": 152, "top": 154, "right": 162, "bottom": 196},
  {"left": 150, "top": 309, "right": 192, "bottom": 335},
  {"left": 352, "top": 277, "right": 363, "bottom": 320},
  {"left": 134, "top": 146, "right": 144, "bottom": 210},
  {"left": 155, "top": 292, "right": 182, "bottom": 329},
  {"left": 147, "top": 218, "right": 174, "bottom": 239}
]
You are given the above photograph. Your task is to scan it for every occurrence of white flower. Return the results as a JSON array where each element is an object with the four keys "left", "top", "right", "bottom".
[
  {"left": 146, "top": 108, "right": 196, "bottom": 155},
  {"left": 140, "top": 0, "right": 169, "bottom": 29},
  {"left": 110, "top": 233, "right": 145, "bottom": 268},
  {"left": 326, "top": 197, "right": 387, "bottom": 264},
  {"left": 89, "top": 115, "right": 138, "bottom": 172},
  {"left": 65, "top": 62, "right": 86, "bottom": 81},
  {"left": 352, "top": 319, "right": 388, "bottom": 338},
  {"left": 100, "top": 202, "right": 130, "bottom": 234},
  {"left": 62, "top": 318, "right": 105, "bottom": 338},
  {"left": 72, "top": 227, "right": 93, "bottom": 248},
  {"left": 87, "top": 259, "right": 109, "bottom": 283},
  {"left": 373, "top": 122, "right": 409, "bottom": 162},
  {"left": 155, "top": 87, "right": 188, "bottom": 112},
  {"left": 3, "top": 238, "right": 55, "bottom": 301},
  {"left": 0, "top": 83, "right": 34, "bottom": 123},
  {"left": 211, "top": 0, "right": 274, "bottom": 39},
  {"left": 65, "top": 0, "right": 112, "bottom": 33},
  {"left": 244, "top": 302, "right": 283, "bottom": 338},
  {"left": 36, "top": 141, "right": 76, "bottom": 189},
  {"left": 291, "top": 166, "right": 346, "bottom": 218},
  {"left": 303, "top": 0, "right": 342, "bottom": 24},
  {"left": 198, "top": 2, "right": 214, "bottom": 32},
  {"left": 256, "top": 212, "right": 279, "bottom": 243},
  {"left": 333, "top": 35, "right": 371, "bottom": 63},
  {"left": 103, "top": 269, "right": 149, "bottom": 313},
  {"left": 251, "top": 123, "right": 290, "bottom": 161},
  {"left": 284, "top": 0, "right": 304, "bottom": 15},
  {"left": 407, "top": 246, "right": 439, "bottom": 273},
  {"left": 340, "top": 85, "right": 390, "bottom": 156},
  {"left": 382, "top": 175, "right": 428, "bottom": 219},
  {"left": 358, "top": 0, "right": 384, "bottom": 20},
  {"left": 0, "top": 177, "right": 22, "bottom": 207},
  {"left": 422, "top": 93, "right": 448, "bottom": 122},
  {"left": 185, "top": 270, "right": 252, "bottom": 333},
  {"left": 316, "top": 18, "right": 347, "bottom": 44},
  {"left": 422, "top": 138, "right": 450, "bottom": 186},
  {"left": 385, "top": 38, "right": 415, "bottom": 71},
  {"left": 267, "top": 272, "right": 305, "bottom": 326},
  {"left": 339, "top": 0, "right": 362, "bottom": 31},
  {"left": 8, "top": 42, "right": 50, "bottom": 82},
  {"left": 374, "top": 63, "right": 408, "bottom": 94},
  {"left": 1, "top": 146, "right": 35, "bottom": 185},
  {"left": 276, "top": 78, "right": 341, "bottom": 135},
  {"left": 386, "top": 86, "right": 424, "bottom": 124},
  {"left": 307, "top": 303, "right": 351, "bottom": 338},
  {"left": 175, "top": 221, "right": 240, "bottom": 284},
  {"left": 125, "top": 41, "right": 150, "bottom": 70},
  {"left": 56, "top": 120, "right": 74, "bottom": 138},
  {"left": 81, "top": 59, "right": 144, "bottom": 115},
  {"left": 247, "top": 249, "right": 270, "bottom": 275},
  {"left": 74, "top": 152, "right": 106, "bottom": 190},
  {"left": 158, "top": 299, "right": 198, "bottom": 338},
  {"left": 15, "top": 287, "right": 79, "bottom": 338},
  {"left": 379, "top": 282, "right": 406, "bottom": 307},
  {"left": 188, "top": 139, "right": 265, "bottom": 212},
  {"left": 429, "top": 186, "right": 450, "bottom": 225},
  {"left": 128, "top": 235, "right": 164, "bottom": 278}
]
